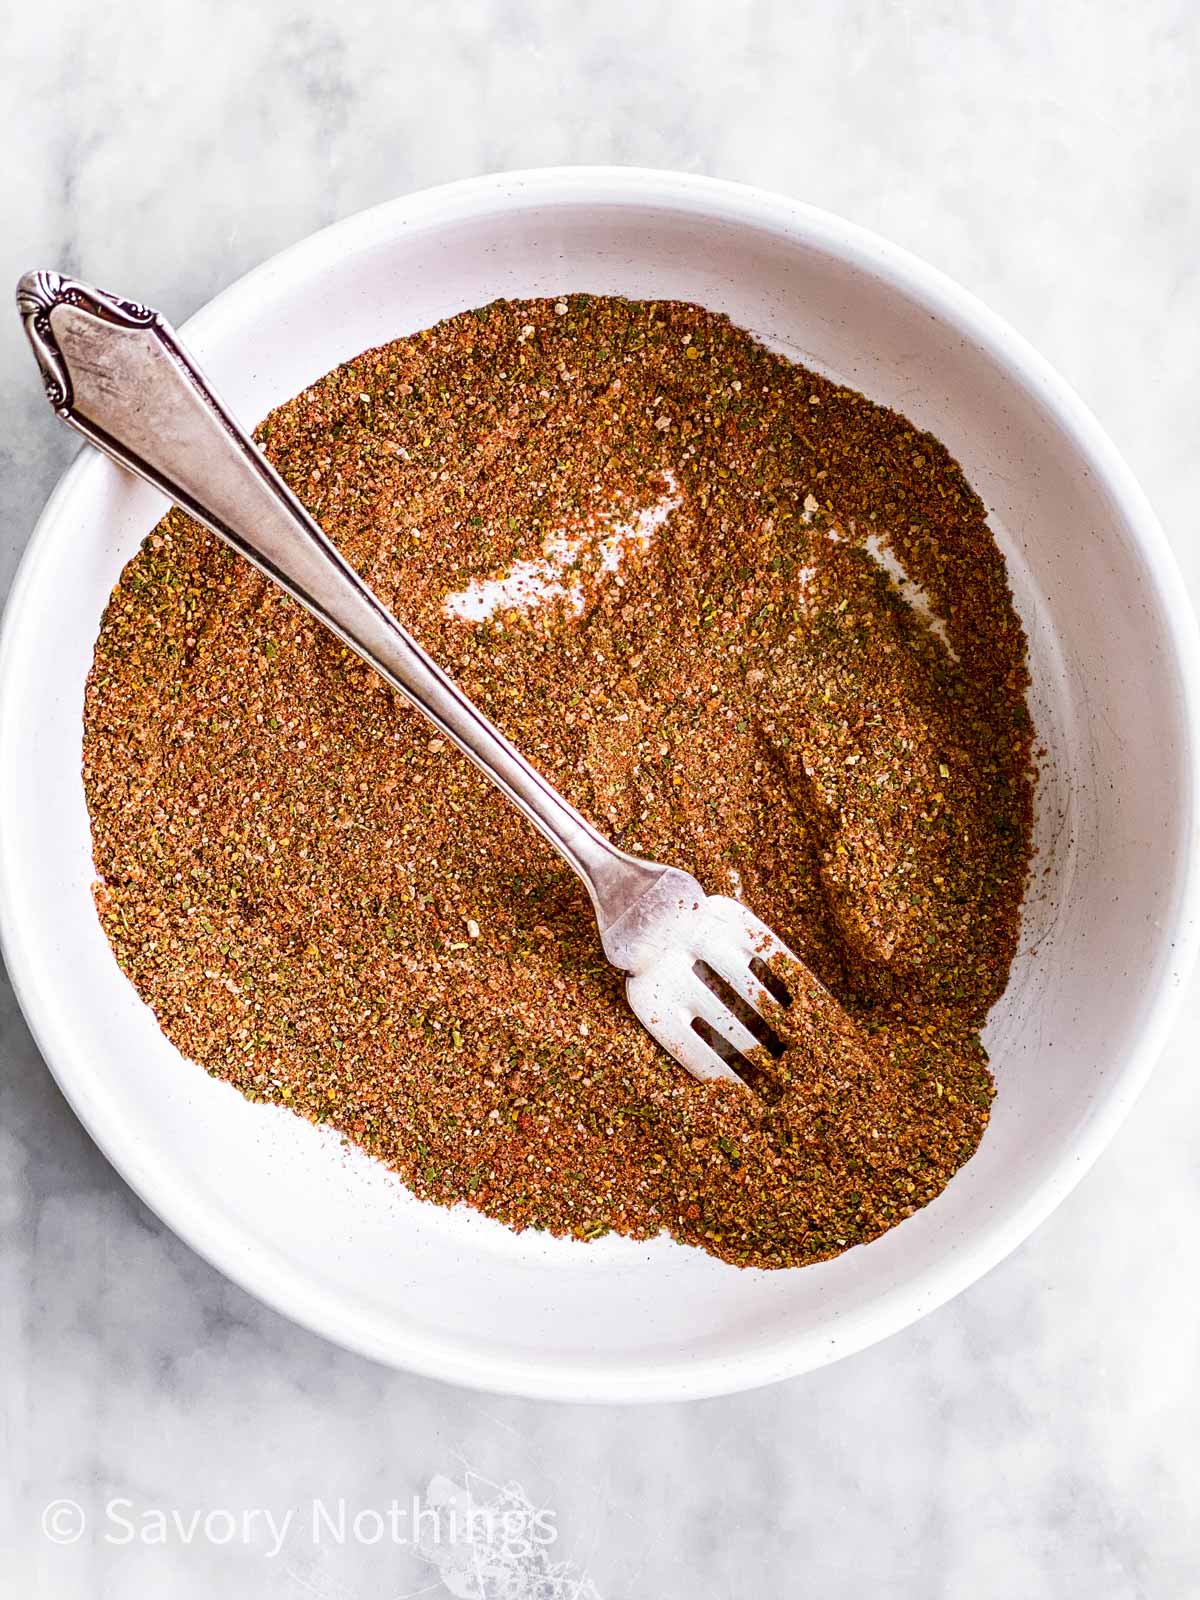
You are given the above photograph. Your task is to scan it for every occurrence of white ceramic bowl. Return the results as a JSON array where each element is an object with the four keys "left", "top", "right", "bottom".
[{"left": 3, "top": 169, "right": 1198, "bottom": 1402}]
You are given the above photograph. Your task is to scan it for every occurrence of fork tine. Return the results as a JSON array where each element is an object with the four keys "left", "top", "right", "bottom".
[
  {"left": 625, "top": 965, "right": 748, "bottom": 1085},
  {"left": 700, "top": 948, "right": 784, "bottom": 1024},
  {"left": 611, "top": 878, "right": 812, "bottom": 1089},
  {"left": 670, "top": 1027, "right": 750, "bottom": 1085},
  {"left": 685, "top": 971, "right": 764, "bottom": 1059}
]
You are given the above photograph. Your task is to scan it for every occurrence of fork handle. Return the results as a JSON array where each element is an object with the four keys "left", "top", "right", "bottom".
[{"left": 17, "top": 271, "right": 663, "bottom": 939}]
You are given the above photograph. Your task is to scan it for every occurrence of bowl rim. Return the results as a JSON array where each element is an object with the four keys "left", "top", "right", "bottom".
[{"left": 3, "top": 165, "right": 1199, "bottom": 1402}]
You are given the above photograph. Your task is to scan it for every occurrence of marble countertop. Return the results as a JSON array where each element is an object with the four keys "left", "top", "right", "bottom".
[{"left": 4, "top": 2, "right": 1198, "bottom": 1595}]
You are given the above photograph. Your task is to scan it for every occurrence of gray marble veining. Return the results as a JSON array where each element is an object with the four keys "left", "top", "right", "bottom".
[{"left": 3, "top": 2, "right": 1199, "bottom": 1595}]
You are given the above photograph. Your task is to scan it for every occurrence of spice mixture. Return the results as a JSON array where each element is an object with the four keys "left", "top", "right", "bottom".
[{"left": 83, "top": 295, "right": 1035, "bottom": 1269}]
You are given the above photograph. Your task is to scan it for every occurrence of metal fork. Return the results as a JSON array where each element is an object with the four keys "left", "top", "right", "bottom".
[{"left": 17, "top": 270, "right": 823, "bottom": 1087}]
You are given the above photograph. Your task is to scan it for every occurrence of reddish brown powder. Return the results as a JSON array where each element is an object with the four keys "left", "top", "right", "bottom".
[{"left": 82, "top": 295, "right": 1034, "bottom": 1268}]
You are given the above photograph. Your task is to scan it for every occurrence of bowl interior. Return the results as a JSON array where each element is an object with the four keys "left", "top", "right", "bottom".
[{"left": 2, "top": 174, "right": 1195, "bottom": 1399}]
